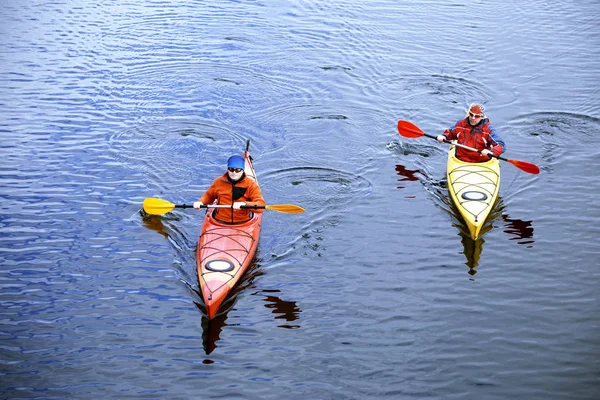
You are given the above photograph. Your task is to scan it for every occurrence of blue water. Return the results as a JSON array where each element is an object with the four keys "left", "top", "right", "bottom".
[{"left": 1, "top": 0, "right": 599, "bottom": 398}]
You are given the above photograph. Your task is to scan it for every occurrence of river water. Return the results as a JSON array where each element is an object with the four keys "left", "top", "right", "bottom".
[{"left": 1, "top": 0, "right": 598, "bottom": 399}]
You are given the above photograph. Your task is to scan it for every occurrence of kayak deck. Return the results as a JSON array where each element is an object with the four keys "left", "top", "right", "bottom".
[{"left": 447, "top": 145, "right": 500, "bottom": 240}]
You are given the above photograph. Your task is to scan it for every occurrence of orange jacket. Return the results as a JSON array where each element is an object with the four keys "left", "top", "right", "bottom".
[{"left": 200, "top": 172, "right": 265, "bottom": 223}]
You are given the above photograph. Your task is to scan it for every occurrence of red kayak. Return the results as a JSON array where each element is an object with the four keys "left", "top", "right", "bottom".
[{"left": 196, "top": 140, "right": 262, "bottom": 319}]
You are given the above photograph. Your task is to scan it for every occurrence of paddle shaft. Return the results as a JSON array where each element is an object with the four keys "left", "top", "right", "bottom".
[
  {"left": 175, "top": 204, "right": 270, "bottom": 210},
  {"left": 419, "top": 131, "right": 509, "bottom": 162},
  {"left": 143, "top": 197, "right": 304, "bottom": 215}
]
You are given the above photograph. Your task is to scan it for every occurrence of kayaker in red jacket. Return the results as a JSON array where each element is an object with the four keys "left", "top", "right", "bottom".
[
  {"left": 193, "top": 155, "right": 266, "bottom": 224},
  {"left": 437, "top": 104, "right": 506, "bottom": 163}
]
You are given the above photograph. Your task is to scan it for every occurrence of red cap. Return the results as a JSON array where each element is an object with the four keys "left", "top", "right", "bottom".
[{"left": 469, "top": 104, "right": 485, "bottom": 117}]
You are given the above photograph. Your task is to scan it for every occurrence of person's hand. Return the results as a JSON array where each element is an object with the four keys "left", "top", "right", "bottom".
[
  {"left": 436, "top": 135, "right": 445, "bottom": 143},
  {"left": 193, "top": 201, "right": 204, "bottom": 209},
  {"left": 481, "top": 149, "right": 492, "bottom": 157},
  {"left": 233, "top": 202, "right": 246, "bottom": 210}
]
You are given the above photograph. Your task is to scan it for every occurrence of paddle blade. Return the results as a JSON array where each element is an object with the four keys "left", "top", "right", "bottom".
[
  {"left": 265, "top": 204, "right": 305, "bottom": 214},
  {"left": 397, "top": 120, "right": 425, "bottom": 138},
  {"left": 507, "top": 159, "right": 540, "bottom": 175},
  {"left": 143, "top": 198, "right": 176, "bottom": 215}
]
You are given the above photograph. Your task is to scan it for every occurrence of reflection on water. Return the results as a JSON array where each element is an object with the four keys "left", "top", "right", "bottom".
[
  {"left": 394, "top": 163, "right": 536, "bottom": 275},
  {"left": 395, "top": 163, "right": 421, "bottom": 189},
  {"left": 196, "top": 303, "right": 227, "bottom": 358},
  {"left": 448, "top": 202, "right": 499, "bottom": 275},
  {"left": 141, "top": 212, "right": 189, "bottom": 248},
  {"left": 257, "top": 289, "right": 302, "bottom": 329},
  {"left": 459, "top": 234, "right": 484, "bottom": 274},
  {"left": 195, "top": 259, "right": 265, "bottom": 355},
  {"left": 141, "top": 213, "right": 171, "bottom": 238},
  {"left": 452, "top": 204, "right": 536, "bottom": 275},
  {"left": 141, "top": 212, "right": 302, "bottom": 354},
  {"left": 502, "top": 214, "right": 535, "bottom": 247},
  {"left": 196, "top": 282, "right": 302, "bottom": 355}
]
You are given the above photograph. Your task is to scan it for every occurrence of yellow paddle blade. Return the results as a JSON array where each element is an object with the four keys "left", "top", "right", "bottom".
[
  {"left": 143, "top": 198, "right": 176, "bottom": 215},
  {"left": 264, "top": 204, "right": 305, "bottom": 214}
]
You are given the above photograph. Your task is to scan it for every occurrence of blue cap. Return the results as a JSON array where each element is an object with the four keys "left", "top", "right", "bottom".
[{"left": 227, "top": 155, "right": 245, "bottom": 170}]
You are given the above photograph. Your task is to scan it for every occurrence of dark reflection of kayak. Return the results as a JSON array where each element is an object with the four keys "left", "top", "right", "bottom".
[
  {"left": 501, "top": 213, "right": 535, "bottom": 247},
  {"left": 196, "top": 258, "right": 265, "bottom": 355},
  {"left": 447, "top": 198, "right": 502, "bottom": 275},
  {"left": 195, "top": 262, "right": 303, "bottom": 355},
  {"left": 256, "top": 289, "right": 302, "bottom": 329},
  {"left": 450, "top": 200, "right": 535, "bottom": 275}
]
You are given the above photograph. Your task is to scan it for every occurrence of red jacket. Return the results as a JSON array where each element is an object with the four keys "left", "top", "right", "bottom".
[
  {"left": 200, "top": 172, "right": 266, "bottom": 223},
  {"left": 443, "top": 118, "right": 505, "bottom": 163}
]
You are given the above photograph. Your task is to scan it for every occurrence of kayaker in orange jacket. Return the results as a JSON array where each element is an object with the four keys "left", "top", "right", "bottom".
[
  {"left": 193, "top": 155, "right": 266, "bottom": 224},
  {"left": 437, "top": 104, "right": 506, "bottom": 163}
]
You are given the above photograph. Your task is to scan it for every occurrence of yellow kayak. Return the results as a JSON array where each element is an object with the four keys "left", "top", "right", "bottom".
[{"left": 446, "top": 145, "right": 500, "bottom": 240}]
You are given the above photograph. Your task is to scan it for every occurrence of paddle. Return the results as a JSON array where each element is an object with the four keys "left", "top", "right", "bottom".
[
  {"left": 143, "top": 197, "right": 305, "bottom": 215},
  {"left": 397, "top": 120, "right": 540, "bottom": 174}
]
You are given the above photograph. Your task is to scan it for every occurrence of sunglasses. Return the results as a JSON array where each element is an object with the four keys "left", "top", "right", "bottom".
[
  {"left": 469, "top": 112, "right": 484, "bottom": 118},
  {"left": 228, "top": 167, "right": 243, "bottom": 173}
]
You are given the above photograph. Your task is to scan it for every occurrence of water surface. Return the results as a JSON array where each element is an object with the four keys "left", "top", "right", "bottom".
[{"left": 1, "top": 0, "right": 599, "bottom": 399}]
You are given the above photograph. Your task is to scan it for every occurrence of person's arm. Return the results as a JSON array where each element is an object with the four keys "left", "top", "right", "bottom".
[
  {"left": 199, "top": 178, "right": 219, "bottom": 205},
  {"left": 242, "top": 182, "right": 266, "bottom": 212},
  {"left": 437, "top": 121, "right": 460, "bottom": 142},
  {"left": 488, "top": 125, "right": 505, "bottom": 156}
]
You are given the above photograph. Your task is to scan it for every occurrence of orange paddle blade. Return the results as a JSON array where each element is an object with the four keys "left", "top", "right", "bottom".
[
  {"left": 265, "top": 204, "right": 305, "bottom": 214},
  {"left": 507, "top": 160, "right": 540, "bottom": 175},
  {"left": 397, "top": 120, "right": 425, "bottom": 138}
]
